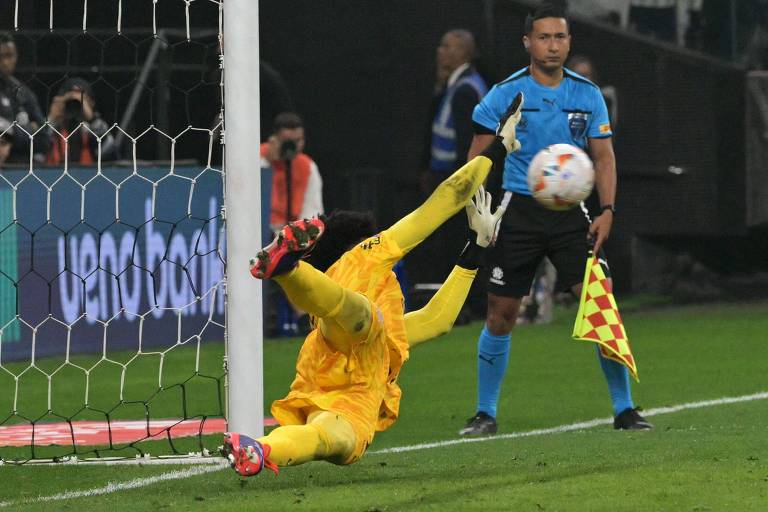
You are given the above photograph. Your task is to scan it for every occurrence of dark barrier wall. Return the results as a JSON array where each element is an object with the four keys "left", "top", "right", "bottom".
[
  {"left": 1, "top": 0, "right": 751, "bottom": 292},
  {"left": 261, "top": 0, "right": 747, "bottom": 291}
]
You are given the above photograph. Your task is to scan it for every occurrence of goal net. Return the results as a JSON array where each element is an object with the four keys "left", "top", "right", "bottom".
[{"left": 0, "top": 0, "right": 259, "bottom": 464}]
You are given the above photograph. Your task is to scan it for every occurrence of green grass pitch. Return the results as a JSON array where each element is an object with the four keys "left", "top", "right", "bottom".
[{"left": 0, "top": 299, "right": 766, "bottom": 511}]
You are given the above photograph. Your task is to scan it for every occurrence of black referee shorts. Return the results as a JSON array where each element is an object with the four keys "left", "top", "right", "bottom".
[{"left": 487, "top": 193, "right": 609, "bottom": 298}]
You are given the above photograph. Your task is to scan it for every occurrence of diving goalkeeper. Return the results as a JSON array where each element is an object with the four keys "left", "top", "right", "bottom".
[{"left": 222, "top": 93, "right": 524, "bottom": 477}]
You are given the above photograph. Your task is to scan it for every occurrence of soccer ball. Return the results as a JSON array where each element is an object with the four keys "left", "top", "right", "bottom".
[{"left": 527, "top": 144, "right": 595, "bottom": 211}]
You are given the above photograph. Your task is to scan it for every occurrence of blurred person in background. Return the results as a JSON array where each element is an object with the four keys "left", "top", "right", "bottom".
[
  {"left": 261, "top": 112, "right": 324, "bottom": 336},
  {"left": 412, "top": 29, "right": 488, "bottom": 313},
  {"left": 45, "top": 77, "right": 118, "bottom": 165},
  {"left": 0, "top": 31, "right": 46, "bottom": 164},
  {"left": 261, "top": 112, "right": 324, "bottom": 233},
  {"left": 459, "top": 2, "right": 652, "bottom": 437},
  {"left": 423, "top": 29, "right": 488, "bottom": 192}
]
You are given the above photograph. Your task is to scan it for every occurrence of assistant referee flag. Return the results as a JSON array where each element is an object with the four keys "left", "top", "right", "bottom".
[{"left": 572, "top": 256, "right": 639, "bottom": 381}]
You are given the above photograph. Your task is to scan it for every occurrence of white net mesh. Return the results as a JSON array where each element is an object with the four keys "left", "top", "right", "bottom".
[{"left": 0, "top": 0, "right": 229, "bottom": 463}]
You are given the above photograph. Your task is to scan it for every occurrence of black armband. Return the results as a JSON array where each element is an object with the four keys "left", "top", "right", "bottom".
[
  {"left": 456, "top": 238, "right": 486, "bottom": 270},
  {"left": 479, "top": 137, "right": 507, "bottom": 171}
]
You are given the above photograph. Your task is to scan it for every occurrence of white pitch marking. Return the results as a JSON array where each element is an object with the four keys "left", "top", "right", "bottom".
[
  {"left": 370, "top": 390, "right": 768, "bottom": 455},
  {"left": 0, "top": 464, "right": 227, "bottom": 508},
  {"left": 1, "top": 390, "right": 766, "bottom": 507}
]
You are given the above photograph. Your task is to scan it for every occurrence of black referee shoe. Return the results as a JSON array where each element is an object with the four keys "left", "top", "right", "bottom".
[
  {"left": 614, "top": 407, "right": 654, "bottom": 430},
  {"left": 458, "top": 412, "right": 498, "bottom": 436}
]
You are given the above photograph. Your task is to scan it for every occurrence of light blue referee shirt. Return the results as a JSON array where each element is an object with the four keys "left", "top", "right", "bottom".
[{"left": 473, "top": 67, "right": 612, "bottom": 195}]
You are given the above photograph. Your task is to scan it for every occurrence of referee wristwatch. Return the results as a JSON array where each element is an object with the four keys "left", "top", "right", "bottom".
[{"left": 600, "top": 204, "right": 616, "bottom": 216}]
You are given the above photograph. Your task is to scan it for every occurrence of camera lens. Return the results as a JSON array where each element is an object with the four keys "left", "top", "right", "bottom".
[{"left": 279, "top": 139, "right": 298, "bottom": 160}]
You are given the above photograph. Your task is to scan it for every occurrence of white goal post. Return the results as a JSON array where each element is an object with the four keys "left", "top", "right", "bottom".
[
  {"left": 223, "top": 0, "right": 264, "bottom": 438},
  {"left": 0, "top": 0, "right": 264, "bottom": 463}
]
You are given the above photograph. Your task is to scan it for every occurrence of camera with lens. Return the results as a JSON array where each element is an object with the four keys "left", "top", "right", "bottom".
[
  {"left": 63, "top": 97, "right": 84, "bottom": 130},
  {"left": 279, "top": 139, "right": 298, "bottom": 161}
]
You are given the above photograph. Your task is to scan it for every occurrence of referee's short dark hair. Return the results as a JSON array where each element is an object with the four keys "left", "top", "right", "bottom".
[
  {"left": 524, "top": 1, "right": 569, "bottom": 34},
  {"left": 272, "top": 112, "right": 304, "bottom": 134}
]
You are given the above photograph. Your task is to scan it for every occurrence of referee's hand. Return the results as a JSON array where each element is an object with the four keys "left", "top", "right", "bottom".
[{"left": 589, "top": 209, "right": 613, "bottom": 255}]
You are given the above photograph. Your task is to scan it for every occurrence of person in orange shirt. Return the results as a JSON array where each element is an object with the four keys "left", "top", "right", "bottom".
[
  {"left": 222, "top": 93, "right": 523, "bottom": 477},
  {"left": 260, "top": 112, "right": 324, "bottom": 234},
  {"left": 261, "top": 112, "right": 324, "bottom": 336}
]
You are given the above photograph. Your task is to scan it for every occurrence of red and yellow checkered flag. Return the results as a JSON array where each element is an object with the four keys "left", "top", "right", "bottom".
[{"left": 572, "top": 256, "right": 639, "bottom": 381}]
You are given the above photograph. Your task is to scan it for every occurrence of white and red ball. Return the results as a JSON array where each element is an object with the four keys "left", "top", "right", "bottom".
[{"left": 527, "top": 144, "right": 595, "bottom": 211}]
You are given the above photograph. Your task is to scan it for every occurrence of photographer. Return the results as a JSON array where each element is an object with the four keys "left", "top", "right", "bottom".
[
  {"left": 45, "top": 77, "right": 118, "bottom": 166},
  {"left": 260, "top": 112, "right": 324, "bottom": 234},
  {"left": 260, "top": 112, "right": 324, "bottom": 336}
]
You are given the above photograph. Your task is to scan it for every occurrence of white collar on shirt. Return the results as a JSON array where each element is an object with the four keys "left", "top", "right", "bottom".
[{"left": 447, "top": 62, "right": 470, "bottom": 88}]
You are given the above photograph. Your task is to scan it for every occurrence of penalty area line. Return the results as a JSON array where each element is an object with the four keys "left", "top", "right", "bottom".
[{"left": 369, "top": 390, "right": 768, "bottom": 455}]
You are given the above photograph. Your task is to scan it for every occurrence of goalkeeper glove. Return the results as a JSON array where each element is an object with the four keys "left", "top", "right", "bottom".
[
  {"left": 496, "top": 92, "right": 524, "bottom": 153},
  {"left": 458, "top": 186, "right": 506, "bottom": 270},
  {"left": 465, "top": 185, "right": 506, "bottom": 248}
]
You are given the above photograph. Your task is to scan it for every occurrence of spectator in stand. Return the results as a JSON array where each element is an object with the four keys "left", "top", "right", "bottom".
[
  {"left": 45, "top": 78, "right": 118, "bottom": 165},
  {"left": 0, "top": 31, "right": 46, "bottom": 163}
]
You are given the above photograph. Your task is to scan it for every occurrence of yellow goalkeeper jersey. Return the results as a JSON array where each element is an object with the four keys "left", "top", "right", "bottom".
[{"left": 271, "top": 229, "right": 410, "bottom": 461}]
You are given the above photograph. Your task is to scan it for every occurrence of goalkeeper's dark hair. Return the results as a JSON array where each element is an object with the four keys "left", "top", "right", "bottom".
[
  {"left": 303, "top": 210, "right": 377, "bottom": 272},
  {"left": 0, "top": 31, "right": 14, "bottom": 45},
  {"left": 524, "top": 1, "right": 569, "bottom": 34}
]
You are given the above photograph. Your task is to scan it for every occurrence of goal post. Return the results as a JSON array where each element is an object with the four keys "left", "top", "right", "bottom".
[
  {"left": 223, "top": 0, "right": 264, "bottom": 438},
  {"left": 0, "top": 0, "right": 264, "bottom": 464}
]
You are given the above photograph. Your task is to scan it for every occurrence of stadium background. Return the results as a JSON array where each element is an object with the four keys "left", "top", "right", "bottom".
[
  {"left": 1, "top": 0, "right": 766, "bottom": 295},
  {"left": 0, "top": 1, "right": 766, "bottom": 506}
]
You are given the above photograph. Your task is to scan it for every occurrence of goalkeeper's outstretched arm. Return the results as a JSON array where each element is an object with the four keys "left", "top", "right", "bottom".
[
  {"left": 405, "top": 187, "right": 505, "bottom": 347},
  {"left": 386, "top": 92, "right": 523, "bottom": 254}
]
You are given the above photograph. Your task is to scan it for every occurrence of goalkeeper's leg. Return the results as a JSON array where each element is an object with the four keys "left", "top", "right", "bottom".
[
  {"left": 275, "top": 261, "right": 371, "bottom": 354},
  {"left": 257, "top": 410, "right": 357, "bottom": 467},
  {"left": 250, "top": 218, "right": 372, "bottom": 353}
]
